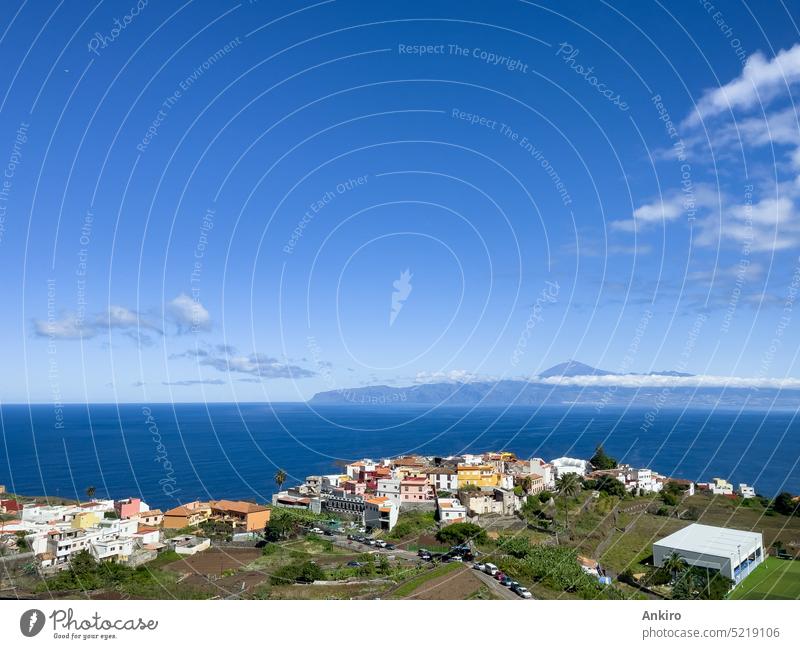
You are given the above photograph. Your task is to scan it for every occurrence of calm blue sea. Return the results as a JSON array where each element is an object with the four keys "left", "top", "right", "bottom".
[{"left": 0, "top": 403, "right": 798, "bottom": 510}]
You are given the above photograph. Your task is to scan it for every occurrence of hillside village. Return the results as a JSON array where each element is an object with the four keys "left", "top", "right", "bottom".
[{"left": 1, "top": 450, "right": 797, "bottom": 601}]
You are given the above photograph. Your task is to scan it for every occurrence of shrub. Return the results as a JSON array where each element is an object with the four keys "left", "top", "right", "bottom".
[
  {"left": 435, "top": 522, "right": 487, "bottom": 545},
  {"left": 270, "top": 560, "right": 324, "bottom": 585}
]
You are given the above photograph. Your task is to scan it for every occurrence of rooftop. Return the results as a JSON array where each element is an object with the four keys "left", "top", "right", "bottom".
[
  {"left": 210, "top": 500, "right": 269, "bottom": 514},
  {"left": 654, "top": 523, "right": 762, "bottom": 559}
]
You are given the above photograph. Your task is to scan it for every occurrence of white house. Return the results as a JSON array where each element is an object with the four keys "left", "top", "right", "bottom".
[
  {"left": 423, "top": 468, "right": 458, "bottom": 492},
  {"left": 551, "top": 457, "right": 589, "bottom": 479},
  {"left": 437, "top": 497, "right": 467, "bottom": 525},
  {"left": 710, "top": 478, "right": 734, "bottom": 495},
  {"left": 345, "top": 459, "right": 376, "bottom": 480},
  {"left": 376, "top": 478, "right": 402, "bottom": 505},
  {"left": 21, "top": 504, "right": 73, "bottom": 524},
  {"left": 499, "top": 474, "right": 515, "bottom": 490},
  {"left": 528, "top": 458, "right": 554, "bottom": 489},
  {"left": 171, "top": 535, "right": 210, "bottom": 555},
  {"left": 363, "top": 497, "right": 398, "bottom": 531},
  {"left": 91, "top": 537, "right": 135, "bottom": 563},
  {"left": 738, "top": 484, "right": 756, "bottom": 499},
  {"left": 653, "top": 523, "right": 764, "bottom": 585}
]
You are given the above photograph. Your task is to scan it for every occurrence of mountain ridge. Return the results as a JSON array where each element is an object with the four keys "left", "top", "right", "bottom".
[{"left": 308, "top": 362, "right": 798, "bottom": 408}]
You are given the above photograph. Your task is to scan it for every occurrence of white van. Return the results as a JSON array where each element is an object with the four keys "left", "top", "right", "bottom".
[{"left": 484, "top": 563, "right": 498, "bottom": 576}]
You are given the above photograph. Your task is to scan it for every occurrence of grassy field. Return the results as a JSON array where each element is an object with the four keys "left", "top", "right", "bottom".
[
  {"left": 390, "top": 562, "right": 461, "bottom": 598},
  {"left": 730, "top": 558, "right": 800, "bottom": 600}
]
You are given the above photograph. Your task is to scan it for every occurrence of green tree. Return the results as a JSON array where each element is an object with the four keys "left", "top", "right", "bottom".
[
  {"left": 556, "top": 472, "right": 582, "bottom": 530},
  {"left": 672, "top": 567, "right": 732, "bottom": 600},
  {"left": 270, "top": 560, "right": 324, "bottom": 585},
  {"left": 770, "top": 492, "right": 798, "bottom": 516},
  {"left": 590, "top": 445, "right": 617, "bottom": 470},
  {"left": 498, "top": 535, "right": 531, "bottom": 558},
  {"left": 594, "top": 475, "right": 627, "bottom": 498},
  {"left": 661, "top": 491, "right": 679, "bottom": 506},
  {"left": 662, "top": 552, "right": 687, "bottom": 582},
  {"left": 435, "top": 522, "right": 487, "bottom": 545},
  {"left": 85, "top": 485, "right": 96, "bottom": 500},
  {"left": 263, "top": 509, "right": 299, "bottom": 542},
  {"left": 672, "top": 569, "right": 698, "bottom": 599},
  {"left": 274, "top": 469, "right": 288, "bottom": 490}
]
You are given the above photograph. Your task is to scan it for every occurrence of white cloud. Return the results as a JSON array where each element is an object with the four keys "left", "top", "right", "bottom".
[
  {"left": 172, "top": 346, "right": 315, "bottom": 379},
  {"left": 535, "top": 373, "right": 800, "bottom": 390},
  {"left": 34, "top": 306, "right": 161, "bottom": 341},
  {"left": 167, "top": 293, "right": 210, "bottom": 332},
  {"left": 34, "top": 313, "right": 90, "bottom": 339},
  {"left": 620, "top": 45, "right": 800, "bottom": 255},
  {"left": 414, "top": 370, "right": 489, "bottom": 384},
  {"left": 686, "top": 44, "right": 800, "bottom": 126}
]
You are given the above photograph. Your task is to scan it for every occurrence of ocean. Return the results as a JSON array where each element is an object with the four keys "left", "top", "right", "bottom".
[{"left": 0, "top": 403, "right": 798, "bottom": 510}]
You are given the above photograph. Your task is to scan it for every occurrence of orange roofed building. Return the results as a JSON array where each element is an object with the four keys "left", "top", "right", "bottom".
[
  {"left": 162, "top": 501, "right": 212, "bottom": 529},
  {"left": 209, "top": 500, "right": 271, "bottom": 531}
]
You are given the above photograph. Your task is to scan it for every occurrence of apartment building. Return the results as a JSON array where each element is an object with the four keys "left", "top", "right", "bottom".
[
  {"left": 422, "top": 467, "right": 458, "bottom": 492},
  {"left": 456, "top": 464, "right": 500, "bottom": 488},
  {"left": 400, "top": 476, "right": 434, "bottom": 502},
  {"left": 162, "top": 501, "right": 212, "bottom": 529},
  {"left": 209, "top": 500, "right": 271, "bottom": 531},
  {"left": 363, "top": 496, "right": 398, "bottom": 531}
]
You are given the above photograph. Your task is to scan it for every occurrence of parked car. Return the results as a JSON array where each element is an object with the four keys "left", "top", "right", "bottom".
[
  {"left": 494, "top": 571, "right": 506, "bottom": 581},
  {"left": 500, "top": 576, "right": 513, "bottom": 587},
  {"left": 447, "top": 555, "right": 463, "bottom": 562},
  {"left": 346, "top": 534, "right": 354, "bottom": 540},
  {"left": 484, "top": 563, "right": 498, "bottom": 576},
  {"left": 420, "top": 553, "right": 432, "bottom": 561},
  {"left": 323, "top": 530, "right": 333, "bottom": 536},
  {"left": 511, "top": 584, "right": 532, "bottom": 598},
  {"left": 347, "top": 561, "right": 364, "bottom": 567},
  {"left": 417, "top": 549, "right": 429, "bottom": 557},
  {"left": 384, "top": 543, "right": 395, "bottom": 550},
  {"left": 365, "top": 539, "right": 376, "bottom": 546},
  {"left": 473, "top": 562, "right": 486, "bottom": 571},
  {"left": 375, "top": 540, "right": 387, "bottom": 548}
]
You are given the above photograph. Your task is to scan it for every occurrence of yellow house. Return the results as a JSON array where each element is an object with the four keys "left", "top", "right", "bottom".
[
  {"left": 457, "top": 464, "right": 500, "bottom": 488},
  {"left": 395, "top": 466, "right": 425, "bottom": 480},
  {"left": 71, "top": 511, "right": 100, "bottom": 529}
]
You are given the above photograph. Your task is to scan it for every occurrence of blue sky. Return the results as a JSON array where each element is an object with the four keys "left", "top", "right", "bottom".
[{"left": 2, "top": 0, "right": 800, "bottom": 403}]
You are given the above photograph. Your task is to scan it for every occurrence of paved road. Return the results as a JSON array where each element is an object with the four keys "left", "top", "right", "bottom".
[{"left": 472, "top": 568, "right": 524, "bottom": 600}]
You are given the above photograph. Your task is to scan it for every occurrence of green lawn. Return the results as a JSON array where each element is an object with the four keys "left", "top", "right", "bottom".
[
  {"left": 730, "top": 558, "right": 800, "bottom": 600},
  {"left": 390, "top": 562, "right": 460, "bottom": 599}
]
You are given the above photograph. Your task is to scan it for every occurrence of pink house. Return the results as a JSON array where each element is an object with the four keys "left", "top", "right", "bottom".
[
  {"left": 400, "top": 476, "right": 433, "bottom": 502},
  {"left": 115, "top": 497, "right": 144, "bottom": 519},
  {"left": 343, "top": 481, "right": 366, "bottom": 496}
]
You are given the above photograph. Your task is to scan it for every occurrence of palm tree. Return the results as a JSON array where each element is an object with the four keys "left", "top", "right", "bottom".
[
  {"left": 274, "top": 469, "right": 287, "bottom": 490},
  {"left": 556, "top": 472, "right": 582, "bottom": 531},
  {"left": 673, "top": 568, "right": 698, "bottom": 599},
  {"left": 85, "top": 485, "right": 96, "bottom": 501},
  {"left": 662, "top": 551, "right": 687, "bottom": 582}
]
